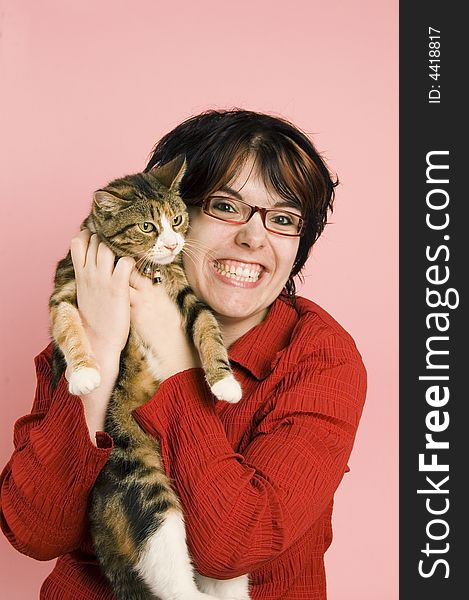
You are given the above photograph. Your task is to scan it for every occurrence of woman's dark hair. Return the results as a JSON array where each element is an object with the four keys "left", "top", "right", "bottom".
[{"left": 145, "top": 108, "right": 338, "bottom": 300}]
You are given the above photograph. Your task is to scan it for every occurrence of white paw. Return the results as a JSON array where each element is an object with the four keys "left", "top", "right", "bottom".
[
  {"left": 68, "top": 367, "right": 101, "bottom": 395},
  {"left": 195, "top": 573, "right": 250, "bottom": 599},
  {"left": 210, "top": 375, "right": 243, "bottom": 403}
]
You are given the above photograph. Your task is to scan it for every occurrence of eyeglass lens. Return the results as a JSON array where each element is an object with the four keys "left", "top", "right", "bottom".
[{"left": 206, "top": 198, "right": 303, "bottom": 235}]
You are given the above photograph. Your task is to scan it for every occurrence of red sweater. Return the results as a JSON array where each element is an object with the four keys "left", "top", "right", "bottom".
[{"left": 0, "top": 295, "right": 366, "bottom": 599}]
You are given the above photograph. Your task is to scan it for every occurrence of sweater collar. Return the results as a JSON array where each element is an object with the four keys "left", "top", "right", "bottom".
[{"left": 227, "top": 295, "right": 300, "bottom": 380}]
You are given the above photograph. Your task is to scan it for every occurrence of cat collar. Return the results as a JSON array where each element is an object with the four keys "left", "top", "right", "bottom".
[{"left": 143, "top": 266, "right": 163, "bottom": 284}]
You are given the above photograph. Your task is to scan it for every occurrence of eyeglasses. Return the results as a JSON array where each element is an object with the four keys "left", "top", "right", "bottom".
[{"left": 202, "top": 197, "right": 305, "bottom": 237}]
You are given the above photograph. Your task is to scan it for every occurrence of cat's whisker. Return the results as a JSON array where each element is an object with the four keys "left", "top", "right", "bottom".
[
  {"left": 181, "top": 242, "right": 203, "bottom": 255},
  {"left": 184, "top": 239, "right": 215, "bottom": 252},
  {"left": 139, "top": 255, "right": 155, "bottom": 274},
  {"left": 182, "top": 242, "right": 212, "bottom": 262},
  {"left": 182, "top": 252, "right": 217, "bottom": 271},
  {"left": 183, "top": 241, "right": 218, "bottom": 262},
  {"left": 101, "top": 239, "right": 153, "bottom": 269},
  {"left": 180, "top": 252, "right": 197, "bottom": 270},
  {"left": 134, "top": 250, "right": 151, "bottom": 264},
  {"left": 133, "top": 256, "right": 146, "bottom": 269},
  {"left": 187, "top": 244, "right": 215, "bottom": 258},
  {"left": 133, "top": 254, "right": 148, "bottom": 270},
  {"left": 181, "top": 248, "right": 204, "bottom": 269},
  {"left": 131, "top": 251, "right": 157, "bottom": 277}
]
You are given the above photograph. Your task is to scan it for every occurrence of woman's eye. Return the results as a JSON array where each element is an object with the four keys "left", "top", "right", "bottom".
[
  {"left": 271, "top": 213, "right": 294, "bottom": 226},
  {"left": 173, "top": 215, "right": 183, "bottom": 226},
  {"left": 138, "top": 222, "right": 155, "bottom": 233},
  {"left": 213, "top": 201, "right": 237, "bottom": 213}
]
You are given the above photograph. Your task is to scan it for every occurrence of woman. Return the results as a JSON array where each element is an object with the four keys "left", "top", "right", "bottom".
[{"left": 0, "top": 109, "right": 367, "bottom": 599}]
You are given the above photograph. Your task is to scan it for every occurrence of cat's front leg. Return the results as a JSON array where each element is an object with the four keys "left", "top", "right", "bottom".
[
  {"left": 191, "top": 307, "right": 242, "bottom": 403},
  {"left": 195, "top": 573, "right": 251, "bottom": 600},
  {"left": 50, "top": 300, "right": 101, "bottom": 395},
  {"left": 170, "top": 285, "right": 242, "bottom": 403}
]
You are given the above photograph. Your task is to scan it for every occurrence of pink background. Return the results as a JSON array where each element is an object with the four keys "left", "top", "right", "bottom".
[{"left": 0, "top": 1, "right": 398, "bottom": 598}]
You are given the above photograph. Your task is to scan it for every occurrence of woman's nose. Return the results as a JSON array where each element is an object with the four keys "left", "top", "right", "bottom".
[{"left": 234, "top": 212, "right": 267, "bottom": 249}]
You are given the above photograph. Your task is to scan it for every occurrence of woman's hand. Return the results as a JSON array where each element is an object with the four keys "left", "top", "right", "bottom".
[
  {"left": 129, "top": 270, "right": 201, "bottom": 380},
  {"left": 70, "top": 230, "right": 135, "bottom": 359},
  {"left": 70, "top": 229, "right": 135, "bottom": 442}
]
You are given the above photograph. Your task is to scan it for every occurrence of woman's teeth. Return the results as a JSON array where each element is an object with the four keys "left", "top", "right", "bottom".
[{"left": 214, "top": 260, "right": 262, "bottom": 282}]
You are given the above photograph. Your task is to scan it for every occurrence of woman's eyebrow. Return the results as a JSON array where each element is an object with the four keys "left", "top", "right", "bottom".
[
  {"left": 218, "top": 186, "right": 300, "bottom": 210},
  {"left": 219, "top": 185, "right": 243, "bottom": 200},
  {"left": 273, "top": 199, "right": 302, "bottom": 210}
]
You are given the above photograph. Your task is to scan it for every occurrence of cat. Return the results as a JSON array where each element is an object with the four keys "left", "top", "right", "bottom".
[{"left": 49, "top": 155, "right": 250, "bottom": 600}]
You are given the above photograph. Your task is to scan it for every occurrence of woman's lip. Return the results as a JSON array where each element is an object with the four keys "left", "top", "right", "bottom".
[{"left": 216, "top": 258, "right": 267, "bottom": 271}]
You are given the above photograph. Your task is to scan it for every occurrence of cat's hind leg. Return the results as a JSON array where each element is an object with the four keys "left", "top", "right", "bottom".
[
  {"left": 135, "top": 509, "right": 222, "bottom": 600},
  {"left": 195, "top": 573, "right": 251, "bottom": 600}
]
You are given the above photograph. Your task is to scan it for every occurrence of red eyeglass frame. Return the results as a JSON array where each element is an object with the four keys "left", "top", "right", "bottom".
[{"left": 201, "top": 197, "right": 306, "bottom": 237}]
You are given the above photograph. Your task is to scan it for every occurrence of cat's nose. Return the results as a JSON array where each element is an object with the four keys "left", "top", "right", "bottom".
[{"left": 164, "top": 243, "right": 177, "bottom": 251}]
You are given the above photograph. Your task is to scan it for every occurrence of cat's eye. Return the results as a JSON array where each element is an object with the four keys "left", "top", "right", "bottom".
[
  {"left": 173, "top": 215, "right": 183, "bottom": 226},
  {"left": 138, "top": 222, "right": 156, "bottom": 233}
]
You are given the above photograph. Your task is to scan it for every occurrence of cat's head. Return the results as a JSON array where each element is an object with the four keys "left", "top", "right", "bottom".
[{"left": 89, "top": 156, "right": 189, "bottom": 269}]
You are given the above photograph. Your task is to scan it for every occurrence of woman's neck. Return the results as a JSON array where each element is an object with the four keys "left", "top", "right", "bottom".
[{"left": 216, "top": 306, "right": 269, "bottom": 348}]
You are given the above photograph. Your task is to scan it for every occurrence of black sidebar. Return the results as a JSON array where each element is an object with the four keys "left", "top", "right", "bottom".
[{"left": 400, "top": 3, "right": 466, "bottom": 599}]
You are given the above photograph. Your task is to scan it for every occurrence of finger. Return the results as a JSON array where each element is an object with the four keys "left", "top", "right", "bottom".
[
  {"left": 129, "top": 267, "right": 151, "bottom": 291},
  {"left": 96, "top": 240, "right": 116, "bottom": 277},
  {"left": 113, "top": 256, "right": 136, "bottom": 285},
  {"left": 70, "top": 229, "right": 91, "bottom": 271},
  {"left": 129, "top": 285, "right": 148, "bottom": 308},
  {"left": 84, "top": 234, "right": 99, "bottom": 269}
]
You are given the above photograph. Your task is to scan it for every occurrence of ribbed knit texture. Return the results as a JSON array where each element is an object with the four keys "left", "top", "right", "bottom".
[{"left": 0, "top": 295, "right": 366, "bottom": 599}]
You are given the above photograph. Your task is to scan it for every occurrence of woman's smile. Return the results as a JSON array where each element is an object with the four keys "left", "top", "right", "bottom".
[{"left": 210, "top": 258, "right": 266, "bottom": 287}]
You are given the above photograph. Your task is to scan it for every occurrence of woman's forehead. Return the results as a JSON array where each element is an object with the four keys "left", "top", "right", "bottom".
[
  {"left": 206, "top": 151, "right": 304, "bottom": 213},
  {"left": 221, "top": 158, "right": 284, "bottom": 206}
]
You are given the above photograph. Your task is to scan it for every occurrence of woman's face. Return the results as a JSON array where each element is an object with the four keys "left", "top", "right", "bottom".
[{"left": 182, "top": 157, "right": 301, "bottom": 324}]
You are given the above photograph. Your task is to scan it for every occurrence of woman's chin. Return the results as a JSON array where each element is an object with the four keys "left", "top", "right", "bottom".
[{"left": 207, "top": 293, "right": 265, "bottom": 320}]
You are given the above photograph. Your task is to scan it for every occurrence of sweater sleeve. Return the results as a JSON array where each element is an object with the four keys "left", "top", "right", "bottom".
[
  {"left": 0, "top": 344, "right": 113, "bottom": 561},
  {"left": 133, "top": 333, "right": 367, "bottom": 579}
]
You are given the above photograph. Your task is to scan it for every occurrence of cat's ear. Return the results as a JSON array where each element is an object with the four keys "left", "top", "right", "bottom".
[
  {"left": 93, "top": 190, "right": 126, "bottom": 211},
  {"left": 150, "top": 155, "right": 187, "bottom": 192}
]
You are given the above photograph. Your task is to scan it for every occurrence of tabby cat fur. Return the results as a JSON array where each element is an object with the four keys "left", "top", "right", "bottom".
[{"left": 49, "top": 156, "right": 250, "bottom": 600}]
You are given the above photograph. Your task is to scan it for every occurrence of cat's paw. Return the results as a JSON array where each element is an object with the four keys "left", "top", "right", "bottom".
[
  {"left": 68, "top": 367, "right": 101, "bottom": 395},
  {"left": 210, "top": 375, "right": 242, "bottom": 403},
  {"left": 195, "top": 573, "right": 250, "bottom": 599}
]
